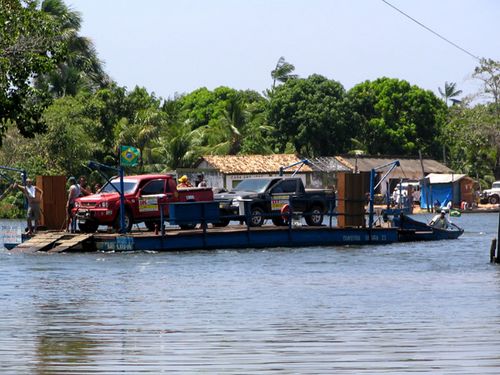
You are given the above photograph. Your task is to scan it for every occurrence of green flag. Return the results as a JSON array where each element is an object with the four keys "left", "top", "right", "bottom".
[{"left": 120, "top": 145, "right": 140, "bottom": 166}]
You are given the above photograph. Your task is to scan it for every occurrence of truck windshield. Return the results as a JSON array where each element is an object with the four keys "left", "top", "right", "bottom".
[
  {"left": 493, "top": 182, "right": 500, "bottom": 189},
  {"left": 234, "top": 179, "right": 271, "bottom": 193},
  {"left": 101, "top": 179, "right": 138, "bottom": 194}
]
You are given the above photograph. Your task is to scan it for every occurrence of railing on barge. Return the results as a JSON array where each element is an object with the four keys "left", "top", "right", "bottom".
[{"left": 156, "top": 196, "right": 378, "bottom": 236}]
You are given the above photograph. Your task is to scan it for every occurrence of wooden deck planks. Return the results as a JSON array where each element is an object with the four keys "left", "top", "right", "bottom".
[
  {"left": 47, "top": 234, "right": 93, "bottom": 253},
  {"left": 10, "top": 232, "right": 93, "bottom": 254}
]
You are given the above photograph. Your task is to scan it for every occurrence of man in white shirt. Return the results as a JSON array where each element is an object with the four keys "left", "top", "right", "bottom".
[{"left": 429, "top": 211, "right": 450, "bottom": 229}]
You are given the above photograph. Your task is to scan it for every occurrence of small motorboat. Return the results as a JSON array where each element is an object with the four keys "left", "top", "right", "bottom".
[{"left": 392, "top": 214, "right": 464, "bottom": 241}]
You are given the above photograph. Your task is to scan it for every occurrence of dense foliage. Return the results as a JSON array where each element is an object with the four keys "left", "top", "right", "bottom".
[
  {"left": 0, "top": 0, "right": 63, "bottom": 142},
  {"left": 348, "top": 78, "right": 447, "bottom": 157},
  {"left": 268, "top": 74, "right": 350, "bottom": 157}
]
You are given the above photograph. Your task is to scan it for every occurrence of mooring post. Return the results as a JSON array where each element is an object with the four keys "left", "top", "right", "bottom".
[
  {"left": 490, "top": 238, "right": 497, "bottom": 263},
  {"left": 497, "top": 208, "right": 500, "bottom": 260}
]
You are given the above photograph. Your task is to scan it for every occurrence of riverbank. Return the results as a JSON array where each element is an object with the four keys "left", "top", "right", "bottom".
[{"left": 411, "top": 203, "right": 499, "bottom": 214}]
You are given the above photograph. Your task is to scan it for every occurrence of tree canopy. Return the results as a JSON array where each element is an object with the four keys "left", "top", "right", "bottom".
[
  {"left": 0, "top": 0, "right": 63, "bottom": 142},
  {"left": 267, "top": 74, "right": 350, "bottom": 157},
  {"left": 348, "top": 77, "right": 447, "bottom": 158}
]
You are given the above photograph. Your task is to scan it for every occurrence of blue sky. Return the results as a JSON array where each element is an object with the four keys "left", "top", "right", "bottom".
[{"left": 69, "top": 0, "right": 499, "bottom": 100}]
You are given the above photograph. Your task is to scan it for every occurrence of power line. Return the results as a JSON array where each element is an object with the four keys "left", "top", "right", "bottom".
[{"left": 381, "top": 0, "right": 480, "bottom": 61}]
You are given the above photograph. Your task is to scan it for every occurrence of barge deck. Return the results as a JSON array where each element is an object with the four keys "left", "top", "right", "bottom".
[{"left": 9, "top": 224, "right": 399, "bottom": 253}]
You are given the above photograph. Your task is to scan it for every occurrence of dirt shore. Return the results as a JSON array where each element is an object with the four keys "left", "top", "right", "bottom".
[{"left": 411, "top": 204, "right": 499, "bottom": 214}]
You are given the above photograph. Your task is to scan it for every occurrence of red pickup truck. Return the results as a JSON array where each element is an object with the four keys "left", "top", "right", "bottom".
[{"left": 74, "top": 174, "right": 213, "bottom": 232}]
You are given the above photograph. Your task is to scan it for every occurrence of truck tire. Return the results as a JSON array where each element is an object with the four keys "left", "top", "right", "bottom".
[
  {"left": 213, "top": 218, "right": 230, "bottom": 227},
  {"left": 79, "top": 221, "right": 98, "bottom": 233},
  {"left": 490, "top": 195, "right": 499, "bottom": 205},
  {"left": 179, "top": 223, "right": 197, "bottom": 230},
  {"left": 305, "top": 206, "right": 324, "bottom": 226},
  {"left": 272, "top": 217, "right": 287, "bottom": 226},
  {"left": 247, "top": 206, "right": 265, "bottom": 227},
  {"left": 114, "top": 210, "right": 133, "bottom": 232}
]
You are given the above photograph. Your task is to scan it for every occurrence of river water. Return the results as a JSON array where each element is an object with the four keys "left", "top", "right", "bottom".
[{"left": 1, "top": 213, "right": 499, "bottom": 374}]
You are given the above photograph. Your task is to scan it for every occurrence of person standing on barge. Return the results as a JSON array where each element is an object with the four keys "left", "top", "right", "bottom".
[
  {"left": 66, "top": 177, "right": 80, "bottom": 232},
  {"left": 15, "top": 178, "right": 43, "bottom": 235}
]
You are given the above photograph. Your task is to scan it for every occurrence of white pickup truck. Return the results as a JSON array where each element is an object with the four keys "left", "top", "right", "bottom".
[{"left": 481, "top": 181, "right": 500, "bottom": 204}]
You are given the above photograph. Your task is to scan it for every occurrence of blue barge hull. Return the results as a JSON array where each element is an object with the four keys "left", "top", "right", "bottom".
[{"left": 93, "top": 226, "right": 399, "bottom": 252}]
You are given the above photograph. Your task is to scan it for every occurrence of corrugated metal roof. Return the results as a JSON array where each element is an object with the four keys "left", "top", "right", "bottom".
[
  {"left": 307, "top": 157, "right": 351, "bottom": 172},
  {"left": 426, "top": 173, "right": 467, "bottom": 184},
  {"left": 199, "top": 154, "right": 313, "bottom": 174},
  {"left": 335, "top": 156, "right": 453, "bottom": 174}
]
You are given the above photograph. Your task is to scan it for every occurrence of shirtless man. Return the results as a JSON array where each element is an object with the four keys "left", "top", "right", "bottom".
[{"left": 15, "top": 178, "right": 43, "bottom": 235}]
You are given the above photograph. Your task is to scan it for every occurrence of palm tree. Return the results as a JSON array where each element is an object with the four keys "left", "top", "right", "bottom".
[
  {"left": 114, "top": 108, "right": 165, "bottom": 168},
  {"left": 271, "top": 57, "right": 298, "bottom": 90},
  {"left": 154, "top": 121, "right": 202, "bottom": 170},
  {"left": 198, "top": 94, "right": 248, "bottom": 155},
  {"left": 438, "top": 81, "right": 462, "bottom": 106},
  {"left": 36, "top": 0, "right": 109, "bottom": 97}
]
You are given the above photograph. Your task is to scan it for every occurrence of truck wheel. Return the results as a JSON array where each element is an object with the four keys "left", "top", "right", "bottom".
[
  {"left": 272, "top": 217, "right": 287, "bottom": 226},
  {"left": 247, "top": 206, "right": 265, "bottom": 227},
  {"left": 213, "top": 218, "right": 230, "bottom": 227},
  {"left": 179, "top": 223, "right": 197, "bottom": 230},
  {"left": 275, "top": 204, "right": 290, "bottom": 226},
  {"left": 305, "top": 206, "right": 324, "bottom": 226},
  {"left": 79, "top": 221, "right": 98, "bottom": 233},
  {"left": 114, "top": 210, "right": 133, "bottom": 232},
  {"left": 490, "top": 195, "right": 499, "bottom": 205}
]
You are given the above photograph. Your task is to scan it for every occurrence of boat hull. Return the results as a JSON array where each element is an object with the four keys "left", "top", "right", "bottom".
[{"left": 394, "top": 214, "right": 464, "bottom": 241}]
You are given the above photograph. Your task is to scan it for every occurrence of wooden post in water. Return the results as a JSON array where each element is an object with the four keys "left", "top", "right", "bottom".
[
  {"left": 497, "top": 208, "right": 500, "bottom": 260},
  {"left": 490, "top": 239, "right": 497, "bottom": 263},
  {"left": 490, "top": 202, "right": 499, "bottom": 263},
  {"left": 419, "top": 151, "right": 430, "bottom": 213}
]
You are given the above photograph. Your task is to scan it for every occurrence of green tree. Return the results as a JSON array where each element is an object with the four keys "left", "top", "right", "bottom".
[
  {"left": 113, "top": 87, "right": 165, "bottom": 168},
  {"left": 239, "top": 99, "right": 274, "bottom": 155},
  {"left": 0, "top": 0, "right": 63, "bottom": 143},
  {"left": 178, "top": 87, "right": 272, "bottom": 156},
  {"left": 438, "top": 81, "right": 462, "bottom": 106},
  {"left": 40, "top": 94, "right": 101, "bottom": 175},
  {"left": 36, "top": 0, "right": 108, "bottom": 97},
  {"left": 267, "top": 74, "right": 349, "bottom": 156},
  {"left": 472, "top": 58, "right": 500, "bottom": 177},
  {"left": 154, "top": 121, "right": 201, "bottom": 170},
  {"left": 442, "top": 102, "right": 497, "bottom": 186},
  {"left": 114, "top": 109, "right": 165, "bottom": 168},
  {"left": 347, "top": 77, "right": 447, "bottom": 157},
  {"left": 179, "top": 86, "right": 237, "bottom": 129},
  {"left": 199, "top": 94, "right": 246, "bottom": 155},
  {"left": 473, "top": 58, "right": 500, "bottom": 115}
]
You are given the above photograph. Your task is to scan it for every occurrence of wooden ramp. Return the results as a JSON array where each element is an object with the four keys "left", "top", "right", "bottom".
[{"left": 10, "top": 232, "right": 93, "bottom": 254}]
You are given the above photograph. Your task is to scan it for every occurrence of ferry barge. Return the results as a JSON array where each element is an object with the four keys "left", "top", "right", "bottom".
[{"left": 4, "top": 160, "right": 463, "bottom": 254}]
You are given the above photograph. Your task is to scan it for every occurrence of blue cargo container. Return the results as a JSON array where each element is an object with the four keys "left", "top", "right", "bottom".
[{"left": 168, "top": 201, "right": 220, "bottom": 225}]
